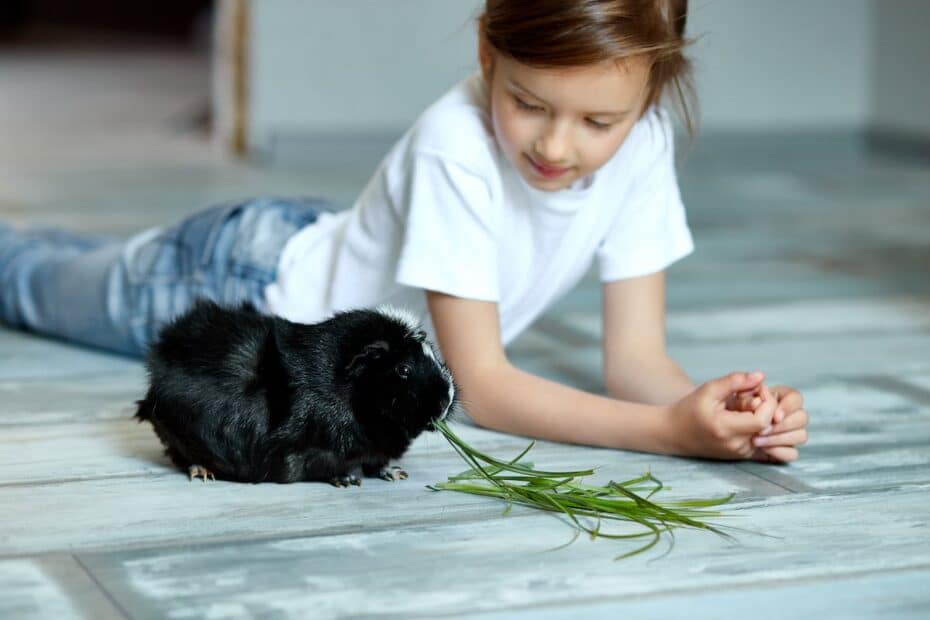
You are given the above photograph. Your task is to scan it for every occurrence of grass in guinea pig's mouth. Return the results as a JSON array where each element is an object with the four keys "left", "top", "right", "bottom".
[{"left": 429, "top": 419, "right": 751, "bottom": 561}]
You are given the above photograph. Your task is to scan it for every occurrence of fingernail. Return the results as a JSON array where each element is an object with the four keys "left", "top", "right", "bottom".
[
  {"left": 753, "top": 436, "right": 768, "bottom": 446},
  {"left": 750, "top": 371, "right": 764, "bottom": 380},
  {"left": 760, "top": 425, "right": 772, "bottom": 436}
]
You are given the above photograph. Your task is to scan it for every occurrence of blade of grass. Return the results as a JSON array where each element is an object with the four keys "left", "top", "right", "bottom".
[{"left": 429, "top": 420, "right": 738, "bottom": 560}]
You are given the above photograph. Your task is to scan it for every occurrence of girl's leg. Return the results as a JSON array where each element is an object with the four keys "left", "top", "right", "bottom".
[
  {"left": 0, "top": 223, "right": 130, "bottom": 352},
  {"left": 0, "top": 197, "right": 332, "bottom": 357}
]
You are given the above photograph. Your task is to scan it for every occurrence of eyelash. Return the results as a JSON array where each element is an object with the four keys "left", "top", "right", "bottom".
[
  {"left": 512, "top": 96, "right": 613, "bottom": 131},
  {"left": 513, "top": 96, "right": 543, "bottom": 112},
  {"left": 587, "top": 119, "right": 612, "bottom": 131}
]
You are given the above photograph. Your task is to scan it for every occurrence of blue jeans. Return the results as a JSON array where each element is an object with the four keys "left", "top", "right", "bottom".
[{"left": 0, "top": 197, "right": 332, "bottom": 357}]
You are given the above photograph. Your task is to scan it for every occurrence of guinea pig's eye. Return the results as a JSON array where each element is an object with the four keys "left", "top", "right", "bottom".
[{"left": 396, "top": 363, "right": 412, "bottom": 379}]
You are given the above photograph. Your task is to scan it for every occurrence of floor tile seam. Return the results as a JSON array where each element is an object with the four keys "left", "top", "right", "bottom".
[
  {"left": 5, "top": 484, "right": 782, "bottom": 559},
  {"left": 0, "top": 471, "right": 168, "bottom": 490},
  {"left": 669, "top": 326, "right": 930, "bottom": 345},
  {"left": 0, "top": 372, "right": 142, "bottom": 383},
  {"left": 415, "top": 561, "right": 930, "bottom": 620},
  {"left": 527, "top": 323, "right": 930, "bottom": 348},
  {"left": 0, "top": 417, "right": 136, "bottom": 429},
  {"left": 732, "top": 463, "right": 805, "bottom": 493},
  {"left": 721, "top": 481, "right": 930, "bottom": 509},
  {"left": 0, "top": 454, "right": 800, "bottom": 490},
  {"left": 9, "top": 458, "right": 923, "bottom": 495},
  {"left": 855, "top": 374, "right": 930, "bottom": 406},
  {"left": 63, "top": 509, "right": 549, "bottom": 561},
  {"left": 801, "top": 441, "right": 930, "bottom": 458},
  {"left": 0, "top": 372, "right": 141, "bottom": 381},
  {"left": 72, "top": 553, "right": 133, "bottom": 620}
]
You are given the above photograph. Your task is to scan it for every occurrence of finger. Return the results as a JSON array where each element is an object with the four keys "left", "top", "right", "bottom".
[
  {"left": 750, "top": 447, "right": 796, "bottom": 463},
  {"left": 724, "top": 393, "right": 739, "bottom": 410},
  {"left": 760, "top": 408, "right": 809, "bottom": 436},
  {"left": 771, "top": 385, "right": 804, "bottom": 412},
  {"left": 750, "top": 448, "right": 779, "bottom": 463},
  {"left": 761, "top": 445, "right": 799, "bottom": 463},
  {"left": 706, "top": 371, "right": 765, "bottom": 405},
  {"left": 780, "top": 393, "right": 805, "bottom": 424},
  {"left": 753, "top": 428, "right": 808, "bottom": 448},
  {"left": 727, "top": 391, "right": 759, "bottom": 412},
  {"left": 723, "top": 384, "right": 777, "bottom": 435},
  {"left": 755, "top": 383, "right": 778, "bottom": 427}
]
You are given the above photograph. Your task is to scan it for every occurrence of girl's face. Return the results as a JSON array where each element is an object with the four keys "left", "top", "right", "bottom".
[{"left": 480, "top": 44, "right": 651, "bottom": 192}]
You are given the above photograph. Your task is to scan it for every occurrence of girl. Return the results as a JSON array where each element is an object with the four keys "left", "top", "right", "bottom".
[{"left": 0, "top": 0, "right": 808, "bottom": 463}]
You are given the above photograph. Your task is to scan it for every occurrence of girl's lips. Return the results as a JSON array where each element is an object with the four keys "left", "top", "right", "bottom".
[{"left": 526, "top": 155, "right": 571, "bottom": 179}]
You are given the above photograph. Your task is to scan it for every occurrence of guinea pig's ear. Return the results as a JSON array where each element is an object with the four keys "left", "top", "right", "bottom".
[{"left": 345, "top": 340, "right": 390, "bottom": 377}]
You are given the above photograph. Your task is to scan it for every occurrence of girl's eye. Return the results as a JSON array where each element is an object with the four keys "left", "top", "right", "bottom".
[
  {"left": 586, "top": 119, "right": 612, "bottom": 131},
  {"left": 396, "top": 363, "right": 412, "bottom": 379},
  {"left": 514, "top": 96, "right": 543, "bottom": 112}
]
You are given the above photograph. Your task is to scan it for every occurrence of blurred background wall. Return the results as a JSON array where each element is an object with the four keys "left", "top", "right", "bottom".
[
  {"left": 688, "top": 0, "right": 872, "bottom": 132},
  {"left": 241, "top": 0, "right": 928, "bottom": 160},
  {"left": 871, "top": 1, "right": 930, "bottom": 143},
  {"left": 247, "top": 0, "right": 874, "bottom": 141},
  {"left": 246, "top": 0, "right": 482, "bottom": 154},
  {"left": 1, "top": 0, "right": 927, "bottom": 163}
]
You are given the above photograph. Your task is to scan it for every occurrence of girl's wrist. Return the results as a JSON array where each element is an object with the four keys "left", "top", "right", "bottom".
[
  {"left": 653, "top": 403, "right": 686, "bottom": 457},
  {"left": 605, "top": 399, "right": 681, "bottom": 455}
]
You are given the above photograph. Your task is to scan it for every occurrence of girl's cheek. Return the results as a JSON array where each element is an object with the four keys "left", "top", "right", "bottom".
[
  {"left": 494, "top": 114, "right": 526, "bottom": 157},
  {"left": 489, "top": 97, "right": 511, "bottom": 145}
]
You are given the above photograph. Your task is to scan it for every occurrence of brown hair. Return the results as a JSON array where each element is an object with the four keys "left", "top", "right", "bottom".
[{"left": 478, "top": 0, "right": 697, "bottom": 139}]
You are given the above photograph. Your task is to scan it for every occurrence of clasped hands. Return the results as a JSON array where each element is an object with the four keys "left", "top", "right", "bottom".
[{"left": 667, "top": 371, "right": 809, "bottom": 463}]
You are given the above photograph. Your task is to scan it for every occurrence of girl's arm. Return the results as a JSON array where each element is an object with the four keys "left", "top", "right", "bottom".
[
  {"left": 601, "top": 271, "right": 695, "bottom": 405},
  {"left": 426, "top": 290, "right": 676, "bottom": 454},
  {"left": 600, "top": 272, "right": 808, "bottom": 463},
  {"left": 606, "top": 354, "right": 695, "bottom": 406}
]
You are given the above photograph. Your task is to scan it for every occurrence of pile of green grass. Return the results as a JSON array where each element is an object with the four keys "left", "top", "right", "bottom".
[{"left": 429, "top": 420, "right": 741, "bottom": 561}]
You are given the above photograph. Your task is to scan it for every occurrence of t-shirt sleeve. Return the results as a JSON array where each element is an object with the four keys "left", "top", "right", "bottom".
[
  {"left": 394, "top": 151, "right": 500, "bottom": 301},
  {"left": 596, "top": 113, "right": 695, "bottom": 282}
]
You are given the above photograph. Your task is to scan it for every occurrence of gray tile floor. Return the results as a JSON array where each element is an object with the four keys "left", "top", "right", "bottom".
[{"left": 2, "top": 40, "right": 929, "bottom": 620}]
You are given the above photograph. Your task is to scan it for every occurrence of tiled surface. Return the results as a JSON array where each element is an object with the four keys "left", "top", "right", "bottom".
[{"left": 1, "top": 41, "right": 929, "bottom": 619}]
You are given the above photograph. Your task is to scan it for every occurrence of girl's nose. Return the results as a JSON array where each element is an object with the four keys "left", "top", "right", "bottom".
[{"left": 534, "top": 122, "right": 571, "bottom": 164}]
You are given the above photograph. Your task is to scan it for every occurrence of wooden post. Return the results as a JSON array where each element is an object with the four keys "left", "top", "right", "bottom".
[{"left": 212, "top": 0, "right": 249, "bottom": 157}]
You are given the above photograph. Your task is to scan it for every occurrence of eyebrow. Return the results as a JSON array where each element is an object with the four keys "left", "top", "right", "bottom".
[{"left": 507, "top": 79, "right": 631, "bottom": 118}]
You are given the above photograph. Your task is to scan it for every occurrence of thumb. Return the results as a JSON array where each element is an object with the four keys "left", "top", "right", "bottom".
[{"left": 705, "top": 371, "right": 765, "bottom": 404}]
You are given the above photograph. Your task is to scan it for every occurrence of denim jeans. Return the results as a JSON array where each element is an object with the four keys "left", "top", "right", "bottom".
[{"left": 0, "top": 197, "right": 332, "bottom": 357}]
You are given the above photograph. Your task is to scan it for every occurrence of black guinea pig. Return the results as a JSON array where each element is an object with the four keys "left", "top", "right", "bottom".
[{"left": 135, "top": 299, "right": 458, "bottom": 487}]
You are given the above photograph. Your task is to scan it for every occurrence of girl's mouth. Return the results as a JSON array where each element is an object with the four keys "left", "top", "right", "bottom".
[{"left": 526, "top": 155, "right": 571, "bottom": 179}]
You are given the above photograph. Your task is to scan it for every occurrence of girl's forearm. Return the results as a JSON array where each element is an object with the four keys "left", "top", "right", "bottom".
[
  {"left": 605, "top": 354, "right": 696, "bottom": 406},
  {"left": 460, "top": 362, "right": 675, "bottom": 454}
]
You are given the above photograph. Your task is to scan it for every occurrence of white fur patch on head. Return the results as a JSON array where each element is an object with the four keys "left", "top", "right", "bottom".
[
  {"left": 441, "top": 369, "right": 456, "bottom": 421},
  {"left": 422, "top": 341, "right": 437, "bottom": 363},
  {"left": 374, "top": 304, "right": 422, "bottom": 337},
  {"left": 375, "top": 303, "right": 453, "bottom": 420}
]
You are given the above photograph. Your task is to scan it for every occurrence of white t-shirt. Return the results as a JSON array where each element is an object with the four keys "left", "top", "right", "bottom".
[{"left": 264, "top": 71, "right": 694, "bottom": 347}]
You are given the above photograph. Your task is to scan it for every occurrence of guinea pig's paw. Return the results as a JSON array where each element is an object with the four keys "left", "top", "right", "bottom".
[
  {"left": 329, "top": 474, "right": 362, "bottom": 488},
  {"left": 188, "top": 465, "right": 215, "bottom": 483},
  {"left": 378, "top": 466, "right": 409, "bottom": 482}
]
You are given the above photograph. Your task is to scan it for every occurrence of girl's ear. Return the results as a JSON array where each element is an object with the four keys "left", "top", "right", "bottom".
[
  {"left": 477, "top": 30, "right": 495, "bottom": 84},
  {"left": 345, "top": 340, "right": 390, "bottom": 377}
]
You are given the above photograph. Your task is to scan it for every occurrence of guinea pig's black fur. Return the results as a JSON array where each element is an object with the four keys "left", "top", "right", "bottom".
[{"left": 135, "top": 299, "right": 458, "bottom": 486}]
